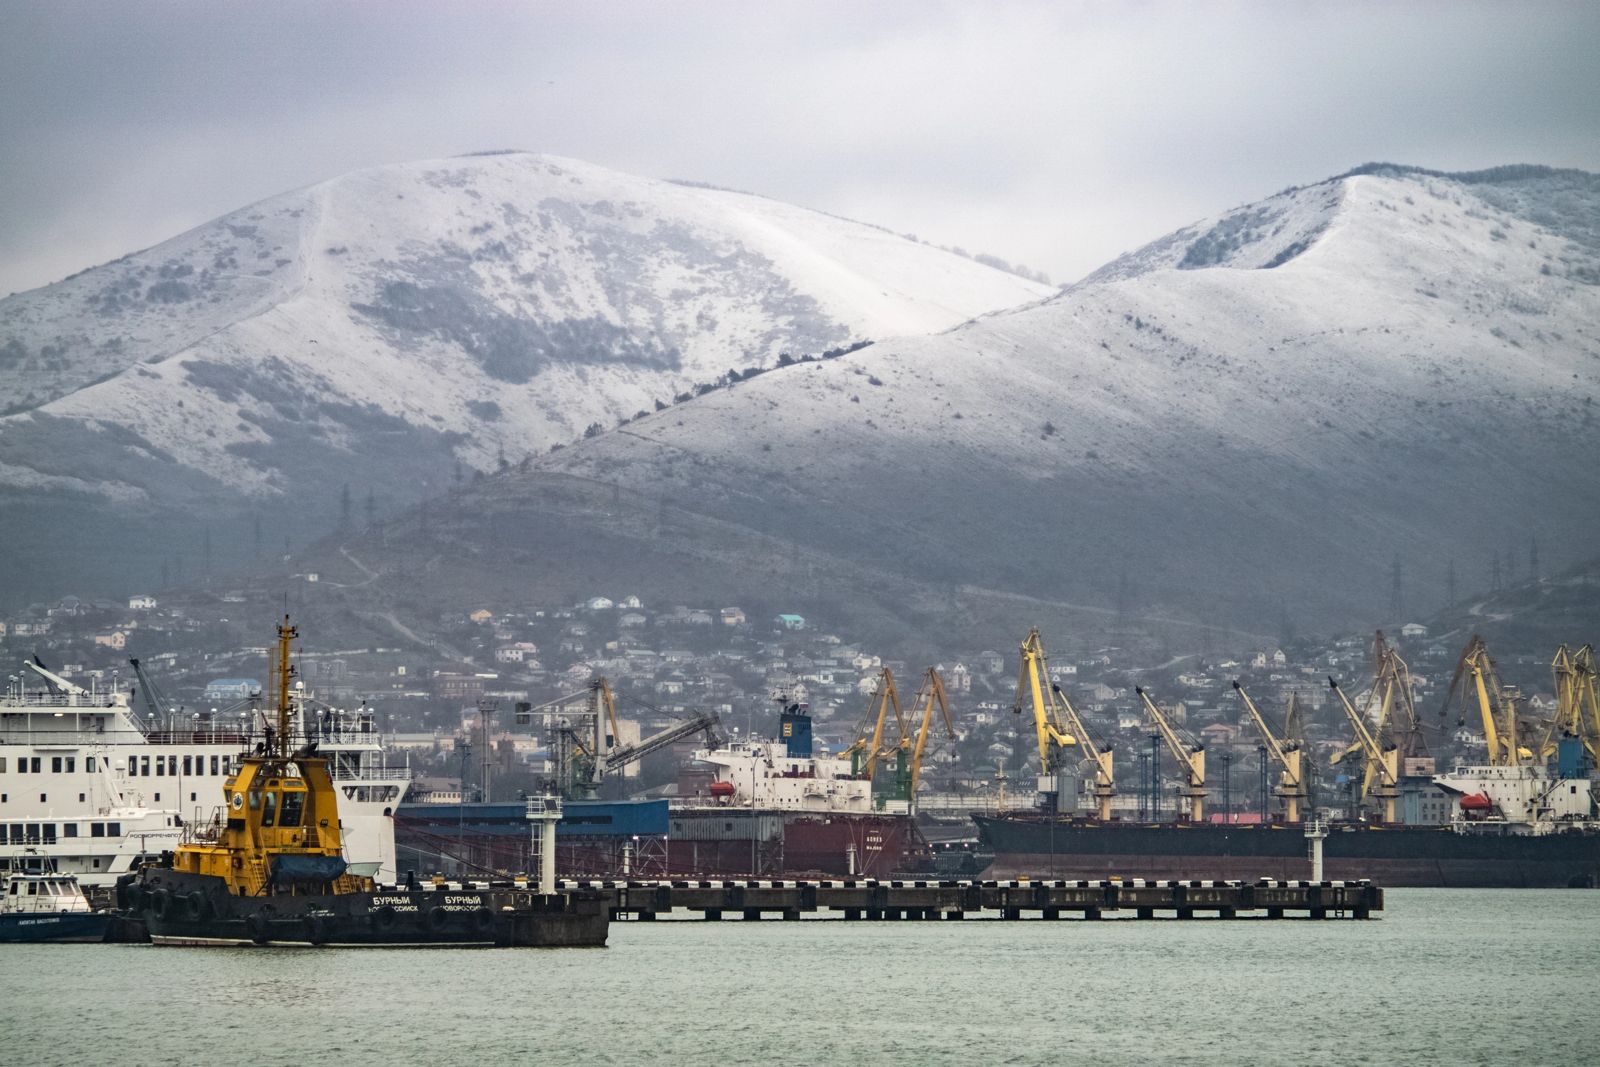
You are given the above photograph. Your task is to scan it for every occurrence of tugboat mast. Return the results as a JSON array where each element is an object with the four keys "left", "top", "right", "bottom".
[{"left": 273, "top": 617, "right": 297, "bottom": 760}]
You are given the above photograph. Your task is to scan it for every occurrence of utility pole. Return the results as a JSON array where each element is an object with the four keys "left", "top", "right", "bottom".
[
  {"left": 1220, "top": 748, "right": 1234, "bottom": 824},
  {"left": 1258, "top": 744, "right": 1269, "bottom": 821},
  {"left": 1148, "top": 733, "right": 1162, "bottom": 821}
]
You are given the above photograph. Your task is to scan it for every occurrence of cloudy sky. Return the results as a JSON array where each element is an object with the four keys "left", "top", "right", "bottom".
[{"left": 3, "top": 0, "right": 1597, "bottom": 296}]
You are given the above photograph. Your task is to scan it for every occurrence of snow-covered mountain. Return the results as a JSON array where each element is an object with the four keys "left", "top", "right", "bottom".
[
  {"left": 0, "top": 152, "right": 1051, "bottom": 600},
  {"left": 308, "top": 164, "right": 1600, "bottom": 647}
]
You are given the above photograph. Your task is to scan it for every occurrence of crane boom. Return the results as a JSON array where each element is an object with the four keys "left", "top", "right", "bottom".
[
  {"left": 840, "top": 668, "right": 906, "bottom": 779},
  {"left": 1135, "top": 686, "right": 1205, "bottom": 822},
  {"left": 1231, "top": 681, "right": 1306, "bottom": 823},
  {"left": 1012, "top": 629, "right": 1076, "bottom": 777},
  {"left": 127, "top": 657, "right": 174, "bottom": 728},
  {"left": 905, "top": 668, "right": 956, "bottom": 804},
  {"left": 603, "top": 712, "right": 722, "bottom": 773},
  {"left": 1543, "top": 645, "right": 1600, "bottom": 766},
  {"left": 1328, "top": 676, "right": 1398, "bottom": 822},
  {"left": 1442, "top": 636, "right": 1526, "bottom": 766}
]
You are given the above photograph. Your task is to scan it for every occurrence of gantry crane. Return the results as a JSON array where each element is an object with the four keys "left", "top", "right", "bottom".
[
  {"left": 1543, "top": 644, "right": 1600, "bottom": 767},
  {"left": 1012, "top": 629, "right": 1114, "bottom": 819},
  {"left": 1231, "top": 681, "right": 1306, "bottom": 823},
  {"left": 1328, "top": 676, "right": 1399, "bottom": 823},
  {"left": 840, "top": 667, "right": 907, "bottom": 780},
  {"left": 1441, "top": 635, "right": 1530, "bottom": 766},
  {"left": 1135, "top": 686, "right": 1206, "bottom": 822},
  {"left": 908, "top": 668, "right": 953, "bottom": 809},
  {"left": 1011, "top": 628, "right": 1077, "bottom": 811}
]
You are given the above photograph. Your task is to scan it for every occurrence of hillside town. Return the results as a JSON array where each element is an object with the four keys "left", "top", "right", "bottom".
[{"left": 3, "top": 584, "right": 1557, "bottom": 825}]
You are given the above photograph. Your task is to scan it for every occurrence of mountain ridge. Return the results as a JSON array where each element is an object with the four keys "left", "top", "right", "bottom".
[
  {"left": 287, "top": 162, "right": 1600, "bottom": 650},
  {"left": 0, "top": 152, "right": 1051, "bottom": 602}
]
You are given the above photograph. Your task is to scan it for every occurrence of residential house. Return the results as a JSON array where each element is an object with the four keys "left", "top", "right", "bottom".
[{"left": 128, "top": 595, "right": 158, "bottom": 610}]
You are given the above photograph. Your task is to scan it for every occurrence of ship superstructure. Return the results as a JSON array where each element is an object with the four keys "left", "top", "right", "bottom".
[{"left": 0, "top": 656, "right": 408, "bottom": 889}]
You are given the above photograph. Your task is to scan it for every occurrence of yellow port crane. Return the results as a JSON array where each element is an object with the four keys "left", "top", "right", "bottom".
[
  {"left": 1135, "top": 687, "right": 1206, "bottom": 823},
  {"left": 1328, "top": 676, "right": 1399, "bottom": 822},
  {"left": 1373, "top": 632, "right": 1426, "bottom": 759},
  {"left": 1012, "top": 628, "right": 1113, "bottom": 819},
  {"left": 1011, "top": 628, "right": 1077, "bottom": 809},
  {"left": 1231, "top": 682, "right": 1307, "bottom": 823},
  {"left": 1331, "top": 632, "right": 1425, "bottom": 805},
  {"left": 840, "top": 667, "right": 907, "bottom": 779},
  {"left": 1441, "top": 635, "right": 1530, "bottom": 766},
  {"left": 1542, "top": 644, "right": 1600, "bottom": 765},
  {"left": 902, "top": 668, "right": 957, "bottom": 808}
]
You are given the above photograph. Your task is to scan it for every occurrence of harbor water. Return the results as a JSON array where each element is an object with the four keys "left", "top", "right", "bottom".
[{"left": 7, "top": 889, "right": 1598, "bottom": 1065}]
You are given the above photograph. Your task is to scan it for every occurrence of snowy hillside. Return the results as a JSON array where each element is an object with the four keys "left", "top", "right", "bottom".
[
  {"left": 0, "top": 153, "right": 1049, "bottom": 598},
  {"left": 315, "top": 165, "right": 1600, "bottom": 646}
]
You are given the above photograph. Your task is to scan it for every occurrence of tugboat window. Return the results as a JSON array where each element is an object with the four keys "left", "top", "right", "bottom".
[
  {"left": 261, "top": 791, "right": 278, "bottom": 827},
  {"left": 279, "top": 791, "right": 305, "bottom": 828}
]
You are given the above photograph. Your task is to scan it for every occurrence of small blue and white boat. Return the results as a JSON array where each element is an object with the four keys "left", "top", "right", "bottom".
[{"left": 0, "top": 855, "right": 111, "bottom": 943}]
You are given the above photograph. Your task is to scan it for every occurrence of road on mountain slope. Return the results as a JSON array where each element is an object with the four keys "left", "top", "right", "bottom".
[{"left": 954, "top": 584, "right": 1277, "bottom": 644}]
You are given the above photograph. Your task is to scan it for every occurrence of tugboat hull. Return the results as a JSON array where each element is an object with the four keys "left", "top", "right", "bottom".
[{"left": 121, "top": 870, "right": 608, "bottom": 948}]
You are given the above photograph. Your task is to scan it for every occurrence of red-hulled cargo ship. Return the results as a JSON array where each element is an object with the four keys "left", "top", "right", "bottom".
[{"left": 664, "top": 699, "right": 917, "bottom": 877}]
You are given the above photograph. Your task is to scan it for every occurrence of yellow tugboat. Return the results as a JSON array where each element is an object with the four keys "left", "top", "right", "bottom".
[{"left": 117, "top": 618, "right": 608, "bottom": 947}]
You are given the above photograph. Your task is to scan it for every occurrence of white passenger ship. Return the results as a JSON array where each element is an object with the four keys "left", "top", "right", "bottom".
[{"left": 0, "top": 660, "right": 408, "bottom": 890}]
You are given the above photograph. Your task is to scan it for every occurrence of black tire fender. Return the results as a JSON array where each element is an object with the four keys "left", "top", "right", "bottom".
[
  {"left": 472, "top": 908, "right": 494, "bottom": 935},
  {"left": 247, "top": 911, "right": 270, "bottom": 944},
  {"left": 370, "top": 904, "right": 397, "bottom": 931},
  {"left": 425, "top": 905, "right": 447, "bottom": 932},
  {"left": 150, "top": 888, "right": 172, "bottom": 921},
  {"left": 185, "top": 891, "right": 209, "bottom": 921},
  {"left": 305, "top": 913, "right": 328, "bottom": 945}
]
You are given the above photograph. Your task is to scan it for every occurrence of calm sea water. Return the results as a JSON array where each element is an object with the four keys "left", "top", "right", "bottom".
[{"left": 6, "top": 890, "right": 1599, "bottom": 1065}]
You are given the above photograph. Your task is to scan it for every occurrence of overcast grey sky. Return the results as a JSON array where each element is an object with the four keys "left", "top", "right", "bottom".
[{"left": 2, "top": 0, "right": 1597, "bottom": 296}]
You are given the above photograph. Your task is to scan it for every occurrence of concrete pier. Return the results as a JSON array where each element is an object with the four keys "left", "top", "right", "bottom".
[{"left": 531, "top": 876, "right": 1384, "bottom": 921}]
